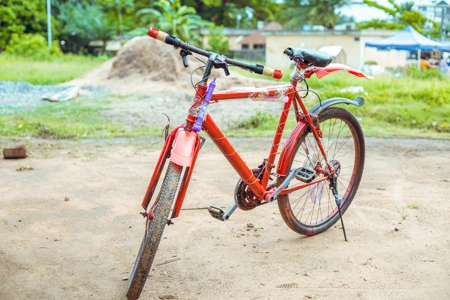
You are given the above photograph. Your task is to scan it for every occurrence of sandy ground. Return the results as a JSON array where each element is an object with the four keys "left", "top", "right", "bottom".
[
  {"left": 3, "top": 33, "right": 449, "bottom": 300},
  {"left": 0, "top": 136, "right": 449, "bottom": 300}
]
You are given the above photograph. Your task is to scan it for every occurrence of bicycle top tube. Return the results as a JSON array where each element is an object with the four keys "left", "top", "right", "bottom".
[{"left": 211, "top": 85, "right": 293, "bottom": 103}]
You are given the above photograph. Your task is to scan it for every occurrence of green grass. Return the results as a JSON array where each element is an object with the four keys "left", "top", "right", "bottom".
[
  {"left": 1, "top": 55, "right": 449, "bottom": 140},
  {"left": 310, "top": 72, "right": 450, "bottom": 137},
  {"left": 0, "top": 54, "right": 108, "bottom": 85},
  {"left": 223, "top": 71, "right": 450, "bottom": 139},
  {"left": 407, "top": 204, "right": 419, "bottom": 209},
  {"left": 0, "top": 96, "right": 161, "bottom": 139}
]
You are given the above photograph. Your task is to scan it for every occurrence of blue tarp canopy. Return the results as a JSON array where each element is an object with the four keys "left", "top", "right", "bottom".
[{"left": 365, "top": 26, "right": 450, "bottom": 52}]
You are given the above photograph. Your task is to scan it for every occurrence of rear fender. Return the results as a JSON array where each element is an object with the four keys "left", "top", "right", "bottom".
[
  {"left": 276, "top": 120, "right": 308, "bottom": 176},
  {"left": 276, "top": 97, "right": 364, "bottom": 176},
  {"left": 309, "top": 97, "right": 364, "bottom": 115},
  {"left": 310, "top": 63, "right": 373, "bottom": 80}
]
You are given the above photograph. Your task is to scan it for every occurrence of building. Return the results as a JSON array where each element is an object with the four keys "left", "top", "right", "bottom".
[
  {"left": 202, "top": 25, "right": 450, "bottom": 70},
  {"left": 263, "top": 29, "right": 407, "bottom": 70},
  {"left": 231, "top": 22, "right": 284, "bottom": 62},
  {"left": 416, "top": 0, "right": 450, "bottom": 25}
]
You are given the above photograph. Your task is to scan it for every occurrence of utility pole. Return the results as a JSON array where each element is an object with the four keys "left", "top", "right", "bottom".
[
  {"left": 47, "top": 0, "right": 52, "bottom": 47},
  {"left": 441, "top": 6, "right": 446, "bottom": 41}
]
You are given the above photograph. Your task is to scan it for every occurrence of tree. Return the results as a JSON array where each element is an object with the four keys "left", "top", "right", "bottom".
[
  {"left": 400, "top": 1, "right": 415, "bottom": 13},
  {"left": 279, "top": 0, "right": 352, "bottom": 30},
  {"left": 207, "top": 26, "right": 231, "bottom": 56},
  {"left": 361, "top": 0, "right": 437, "bottom": 32},
  {"left": 136, "top": 0, "right": 212, "bottom": 44},
  {"left": 225, "top": 4, "right": 255, "bottom": 28},
  {"left": 59, "top": 3, "right": 115, "bottom": 53},
  {"left": 96, "top": 0, "right": 135, "bottom": 36},
  {"left": 0, "top": 0, "right": 60, "bottom": 50},
  {"left": 180, "top": 0, "right": 283, "bottom": 28}
]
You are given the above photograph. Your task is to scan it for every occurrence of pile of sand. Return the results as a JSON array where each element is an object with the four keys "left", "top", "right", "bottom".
[{"left": 65, "top": 37, "right": 275, "bottom": 94}]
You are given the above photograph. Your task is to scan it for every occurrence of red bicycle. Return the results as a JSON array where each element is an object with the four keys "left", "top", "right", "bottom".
[{"left": 126, "top": 28, "right": 372, "bottom": 299}]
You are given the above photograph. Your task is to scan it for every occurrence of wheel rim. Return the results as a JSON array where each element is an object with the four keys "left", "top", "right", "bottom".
[{"left": 286, "top": 114, "right": 361, "bottom": 227}]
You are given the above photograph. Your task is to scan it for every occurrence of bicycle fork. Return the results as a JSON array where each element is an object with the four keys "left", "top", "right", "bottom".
[{"left": 141, "top": 126, "right": 202, "bottom": 223}]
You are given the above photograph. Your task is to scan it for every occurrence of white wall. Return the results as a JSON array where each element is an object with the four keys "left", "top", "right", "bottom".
[{"left": 264, "top": 30, "right": 407, "bottom": 71}]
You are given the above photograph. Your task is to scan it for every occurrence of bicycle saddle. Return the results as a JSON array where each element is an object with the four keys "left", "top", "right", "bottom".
[{"left": 284, "top": 47, "right": 332, "bottom": 68}]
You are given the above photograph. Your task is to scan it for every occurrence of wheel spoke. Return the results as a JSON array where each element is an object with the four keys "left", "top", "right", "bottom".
[{"left": 277, "top": 108, "right": 364, "bottom": 236}]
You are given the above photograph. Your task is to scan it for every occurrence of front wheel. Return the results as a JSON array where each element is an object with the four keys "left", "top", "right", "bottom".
[
  {"left": 277, "top": 107, "right": 365, "bottom": 236},
  {"left": 126, "top": 162, "right": 182, "bottom": 300}
]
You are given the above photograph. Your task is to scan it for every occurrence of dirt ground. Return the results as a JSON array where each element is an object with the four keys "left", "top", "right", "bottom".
[{"left": 0, "top": 136, "right": 449, "bottom": 300}]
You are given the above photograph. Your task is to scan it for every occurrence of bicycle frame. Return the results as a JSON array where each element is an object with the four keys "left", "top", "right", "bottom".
[
  {"left": 141, "top": 76, "right": 336, "bottom": 219},
  {"left": 140, "top": 27, "right": 374, "bottom": 218}
]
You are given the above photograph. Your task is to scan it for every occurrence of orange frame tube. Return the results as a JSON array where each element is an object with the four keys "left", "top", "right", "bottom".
[{"left": 202, "top": 85, "right": 297, "bottom": 200}]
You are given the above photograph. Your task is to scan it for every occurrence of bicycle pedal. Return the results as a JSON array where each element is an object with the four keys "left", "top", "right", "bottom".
[
  {"left": 208, "top": 206, "right": 225, "bottom": 221},
  {"left": 295, "top": 167, "right": 316, "bottom": 183}
]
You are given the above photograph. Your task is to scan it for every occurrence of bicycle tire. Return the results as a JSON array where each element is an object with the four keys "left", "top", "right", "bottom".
[
  {"left": 126, "top": 162, "right": 183, "bottom": 300},
  {"left": 277, "top": 107, "right": 365, "bottom": 236}
]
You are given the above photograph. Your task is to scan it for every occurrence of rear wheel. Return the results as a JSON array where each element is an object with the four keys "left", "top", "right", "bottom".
[
  {"left": 126, "top": 162, "right": 182, "bottom": 300},
  {"left": 277, "top": 107, "right": 365, "bottom": 236}
]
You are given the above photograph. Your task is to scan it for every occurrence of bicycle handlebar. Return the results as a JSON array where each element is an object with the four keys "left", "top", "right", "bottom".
[{"left": 148, "top": 28, "right": 283, "bottom": 80}]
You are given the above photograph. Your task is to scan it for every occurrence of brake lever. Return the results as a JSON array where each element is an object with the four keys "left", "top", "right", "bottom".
[
  {"left": 182, "top": 55, "right": 189, "bottom": 68},
  {"left": 180, "top": 49, "right": 192, "bottom": 68},
  {"left": 223, "top": 66, "right": 230, "bottom": 76}
]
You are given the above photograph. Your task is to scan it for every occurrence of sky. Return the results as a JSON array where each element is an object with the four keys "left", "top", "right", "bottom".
[{"left": 340, "top": 0, "right": 424, "bottom": 22}]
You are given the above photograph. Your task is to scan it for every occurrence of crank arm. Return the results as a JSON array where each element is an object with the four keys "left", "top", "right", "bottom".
[{"left": 222, "top": 203, "right": 238, "bottom": 220}]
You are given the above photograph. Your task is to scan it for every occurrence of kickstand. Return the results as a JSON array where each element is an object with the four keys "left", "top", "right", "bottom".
[{"left": 331, "top": 177, "right": 348, "bottom": 242}]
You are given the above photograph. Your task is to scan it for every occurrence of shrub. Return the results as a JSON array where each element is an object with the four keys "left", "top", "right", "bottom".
[
  {"left": 207, "top": 26, "right": 231, "bottom": 57},
  {"left": 406, "top": 67, "right": 444, "bottom": 80},
  {"left": 5, "top": 33, "right": 62, "bottom": 60},
  {"left": 228, "top": 111, "right": 277, "bottom": 129}
]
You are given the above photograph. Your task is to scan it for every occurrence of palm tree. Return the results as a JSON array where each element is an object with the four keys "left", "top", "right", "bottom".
[
  {"left": 400, "top": 1, "right": 415, "bottom": 13},
  {"left": 136, "top": 0, "right": 212, "bottom": 44},
  {"left": 281, "top": 0, "right": 352, "bottom": 30}
]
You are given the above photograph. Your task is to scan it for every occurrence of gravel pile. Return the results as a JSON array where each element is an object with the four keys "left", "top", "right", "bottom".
[{"left": 0, "top": 81, "right": 106, "bottom": 114}]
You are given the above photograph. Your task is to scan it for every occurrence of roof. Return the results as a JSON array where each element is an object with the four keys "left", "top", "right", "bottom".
[
  {"left": 240, "top": 31, "right": 266, "bottom": 45},
  {"left": 365, "top": 26, "right": 450, "bottom": 51},
  {"left": 436, "top": 0, "right": 450, "bottom": 8}
]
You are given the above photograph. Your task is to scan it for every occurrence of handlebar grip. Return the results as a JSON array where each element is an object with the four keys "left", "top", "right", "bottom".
[
  {"left": 255, "top": 64, "right": 283, "bottom": 80},
  {"left": 148, "top": 28, "right": 167, "bottom": 42},
  {"left": 148, "top": 28, "right": 180, "bottom": 47}
]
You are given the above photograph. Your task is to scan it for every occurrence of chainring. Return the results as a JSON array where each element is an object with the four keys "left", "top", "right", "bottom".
[
  {"left": 234, "top": 168, "right": 276, "bottom": 211},
  {"left": 234, "top": 169, "right": 260, "bottom": 211}
]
